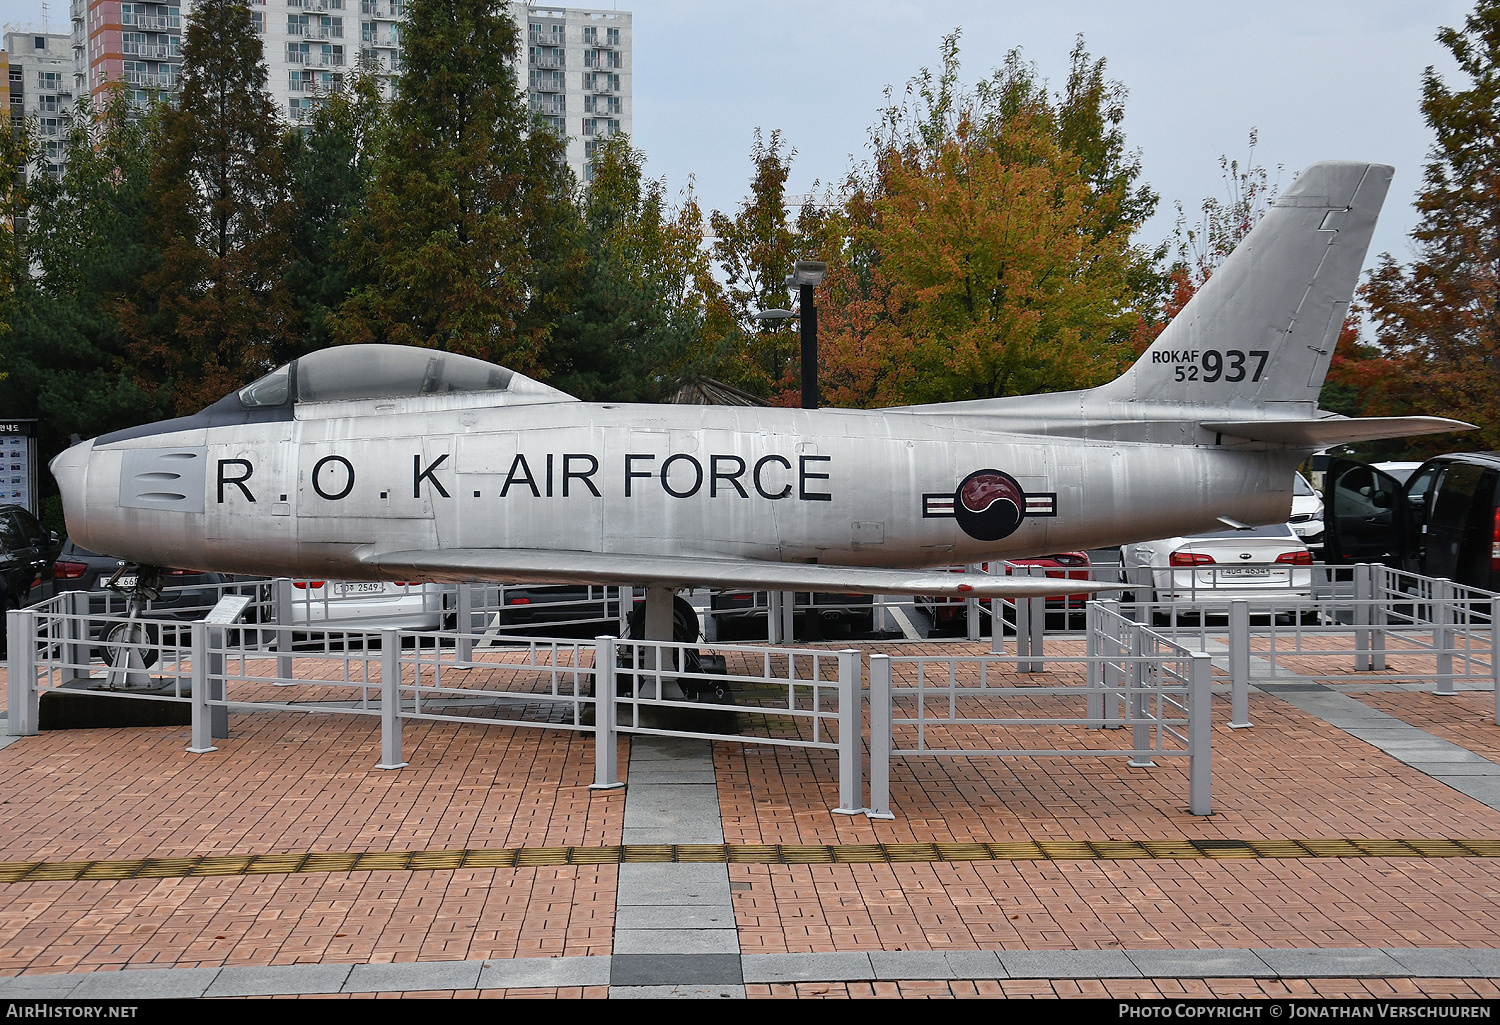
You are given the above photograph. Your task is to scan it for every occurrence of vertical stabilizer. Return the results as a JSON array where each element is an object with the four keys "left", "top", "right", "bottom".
[{"left": 1099, "top": 161, "right": 1392, "bottom": 414}]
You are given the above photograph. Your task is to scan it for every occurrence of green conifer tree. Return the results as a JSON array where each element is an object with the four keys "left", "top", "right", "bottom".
[
  {"left": 123, "top": 0, "right": 296, "bottom": 415},
  {"left": 330, "top": 0, "right": 578, "bottom": 374}
]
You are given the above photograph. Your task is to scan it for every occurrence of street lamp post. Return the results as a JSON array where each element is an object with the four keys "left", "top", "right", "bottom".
[
  {"left": 790, "top": 260, "right": 826, "bottom": 410},
  {"left": 753, "top": 259, "right": 827, "bottom": 410}
]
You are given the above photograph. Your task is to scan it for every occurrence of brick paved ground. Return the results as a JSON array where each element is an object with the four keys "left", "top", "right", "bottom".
[
  {"left": 0, "top": 713, "right": 624, "bottom": 973},
  {"left": 7, "top": 633, "right": 1500, "bottom": 991},
  {"left": 717, "top": 643, "right": 1500, "bottom": 957}
]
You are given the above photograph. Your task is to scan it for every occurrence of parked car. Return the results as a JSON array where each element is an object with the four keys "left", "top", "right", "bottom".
[
  {"left": 492, "top": 584, "right": 635, "bottom": 635},
  {"left": 1322, "top": 452, "right": 1500, "bottom": 591},
  {"left": 709, "top": 590, "right": 875, "bottom": 640},
  {"left": 284, "top": 579, "right": 449, "bottom": 631},
  {"left": 0, "top": 505, "right": 62, "bottom": 642},
  {"left": 921, "top": 553, "right": 1094, "bottom": 631},
  {"left": 37, "top": 539, "right": 235, "bottom": 620},
  {"left": 1290, "top": 472, "right": 1325, "bottom": 551},
  {"left": 1122, "top": 524, "right": 1314, "bottom": 609}
]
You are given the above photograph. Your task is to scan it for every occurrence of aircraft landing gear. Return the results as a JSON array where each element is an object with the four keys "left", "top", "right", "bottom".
[
  {"left": 620, "top": 587, "right": 726, "bottom": 700},
  {"left": 103, "top": 564, "right": 166, "bottom": 689}
]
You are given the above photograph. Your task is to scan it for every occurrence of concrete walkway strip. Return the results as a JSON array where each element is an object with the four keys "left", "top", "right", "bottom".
[
  {"left": 611, "top": 735, "right": 741, "bottom": 995},
  {"left": 12, "top": 948, "right": 1500, "bottom": 998}
]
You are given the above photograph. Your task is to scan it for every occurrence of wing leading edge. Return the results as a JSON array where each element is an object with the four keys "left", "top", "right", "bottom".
[{"left": 363, "top": 548, "right": 1113, "bottom": 599}]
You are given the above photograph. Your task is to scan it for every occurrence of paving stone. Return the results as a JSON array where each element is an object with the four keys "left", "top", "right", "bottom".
[
  {"left": 345, "top": 960, "right": 484, "bottom": 993},
  {"left": 617, "top": 863, "right": 732, "bottom": 905},
  {"left": 741, "top": 952, "right": 876, "bottom": 984},
  {"left": 205, "top": 963, "right": 353, "bottom": 997},
  {"left": 999, "top": 950, "right": 1141, "bottom": 979},
  {"left": 1127, "top": 950, "right": 1273, "bottom": 978},
  {"left": 1254, "top": 948, "right": 1406, "bottom": 977},
  {"left": 616, "top": 905, "right": 737, "bottom": 930},
  {"left": 614, "top": 928, "right": 740, "bottom": 955},
  {"left": 0, "top": 975, "right": 86, "bottom": 998},
  {"left": 609, "top": 984, "right": 745, "bottom": 999},
  {"left": 870, "top": 950, "right": 957, "bottom": 980},
  {"left": 610, "top": 954, "right": 743, "bottom": 986},
  {"left": 478, "top": 955, "right": 611, "bottom": 989},
  {"left": 944, "top": 950, "right": 1006, "bottom": 980},
  {"left": 1383, "top": 949, "right": 1492, "bottom": 978},
  {"left": 70, "top": 967, "right": 221, "bottom": 999}
]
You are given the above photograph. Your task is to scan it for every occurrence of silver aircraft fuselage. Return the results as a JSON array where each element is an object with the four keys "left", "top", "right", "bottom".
[{"left": 52, "top": 394, "right": 1295, "bottom": 581}]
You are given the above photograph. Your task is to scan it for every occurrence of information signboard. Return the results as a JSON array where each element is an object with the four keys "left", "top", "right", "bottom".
[{"left": 0, "top": 419, "right": 38, "bottom": 516}]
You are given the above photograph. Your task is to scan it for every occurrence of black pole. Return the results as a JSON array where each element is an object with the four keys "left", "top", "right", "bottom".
[{"left": 800, "top": 282, "right": 818, "bottom": 409}]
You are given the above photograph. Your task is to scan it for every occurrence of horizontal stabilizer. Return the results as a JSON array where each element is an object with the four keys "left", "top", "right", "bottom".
[
  {"left": 1201, "top": 416, "right": 1475, "bottom": 447},
  {"left": 363, "top": 548, "right": 1113, "bottom": 599}
]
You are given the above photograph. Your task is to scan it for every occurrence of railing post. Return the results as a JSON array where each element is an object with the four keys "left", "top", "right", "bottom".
[
  {"left": 1436, "top": 577, "right": 1455, "bottom": 696},
  {"left": 988, "top": 566, "right": 1004, "bottom": 655},
  {"left": 1086, "top": 600, "right": 1102, "bottom": 727},
  {"left": 1492, "top": 605, "right": 1500, "bottom": 726},
  {"left": 1127, "top": 622, "right": 1154, "bottom": 767},
  {"left": 781, "top": 591, "right": 796, "bottom": 643},
  {"left": 1370, "top": 566, "right": 1387, "bottom": 671},
  {"left": 274, "top": 578, "right": 295, "bottom": 686},
  {"left": 1354, "top": 563, "right": 1372, "bottom": 671},
  {"left": 1228, "top": 599, "right": 1252, "bottom": 729},
  {"left": 965, "top": 564, "right": 981, "bottom": 642},
  {"left": 188, "top": 620, "right": 217, "bottom": 753},
  {"left": 766, "top": 589, "right": 782, "bottom": 644},
  {"left": 456, "top": 582, "right": 474, "bottom": 667},
  {"left": 867, "top": 654, "right": 894, "bottom": 819},
  {"left": 833, "top": 649, "right": 863, "bottom": 815},
  {"left": 62, "top": 589, "right": 89, "bottom": 683},
  {"left": 1188, "top": 651, "right": 1213, "bottom": 816},
  {"left": 376, "top": 628, "right": 406, "bottom": 769},
  {"left": 6, "top": 608, "right": 37, "bottom": 736},
  {"left": 209, "top": 625, "right": 228, "bottom": 739},
  {"left": 590, "top": 636, "right": 623, "bottom": 790},
  {"left": 1102, "top": 598, "right": 1123, "bottom": 728},
  {"left": 1025, "top": 567, "right": 1045, "bottom": 672}
]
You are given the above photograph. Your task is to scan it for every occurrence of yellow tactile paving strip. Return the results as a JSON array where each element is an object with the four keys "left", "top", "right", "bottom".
[{"left": 5, "top": 837, "right": 1500, "bottom": 882}]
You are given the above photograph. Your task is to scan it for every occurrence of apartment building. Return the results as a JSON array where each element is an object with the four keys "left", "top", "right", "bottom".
[
  {"left": 2, "top": 25, "right": 75, "bottom": 178},
  {"left": 62, "top": 1, "right": 631, "bottom": 183}
]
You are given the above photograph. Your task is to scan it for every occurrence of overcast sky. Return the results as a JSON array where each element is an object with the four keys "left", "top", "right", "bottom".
[{"left": 1, "top": 0, "right": 1478, "bottom": 279}]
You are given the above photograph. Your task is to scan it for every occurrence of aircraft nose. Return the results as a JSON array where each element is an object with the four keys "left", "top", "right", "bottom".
[{"left": 49, "top": 439, "right": 92, "bottom": 537}]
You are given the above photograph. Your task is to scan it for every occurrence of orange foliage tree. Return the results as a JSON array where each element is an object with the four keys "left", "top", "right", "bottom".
[{"left": 809, "top": 34, "right": 1162, "bottom": 408}]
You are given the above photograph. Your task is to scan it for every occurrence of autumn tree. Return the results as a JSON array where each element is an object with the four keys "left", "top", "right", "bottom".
[
  {"left": 545, "top": 135, "right": 719, "bottom": 400},
  {"left": 816, "top": 34, "right": 1160, "bottom": 408},
  {"left": 123, "top": 0, "right": 297, "bottom": 415},
  {"left": 331, "top": 0, "right": 578, "bottom": 374},
  {"left": 1358, "top": 0, "right": 1500, "bottom": 450},
  {"left": 707, "top": 130, "right": 817, "bottom": 394}
]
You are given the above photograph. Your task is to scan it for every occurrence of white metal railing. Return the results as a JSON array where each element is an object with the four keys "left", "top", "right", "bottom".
[
  {"left": 867, "top": 602, "right": 1212, "bottom": 818},
  {"left": 5, "top": 596, "right": 863, "bottom": 813}
]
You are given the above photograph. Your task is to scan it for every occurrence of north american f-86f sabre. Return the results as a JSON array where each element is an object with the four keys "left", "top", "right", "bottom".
[{"left": 49, "top": 161, "right": 1471, "bottom": 640}]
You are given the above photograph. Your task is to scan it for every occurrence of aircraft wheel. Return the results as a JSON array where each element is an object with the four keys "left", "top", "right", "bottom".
[
  {"left": 104, "top": 621, "right": 160, "bottom": 670},
  {"left": 623, "top": 595, "right": 704, "bottom": 694}
]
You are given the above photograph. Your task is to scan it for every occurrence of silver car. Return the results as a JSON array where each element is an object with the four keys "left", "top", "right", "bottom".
[{"left": 1122, "top": 523, "right": 1315, "bottom": 608}]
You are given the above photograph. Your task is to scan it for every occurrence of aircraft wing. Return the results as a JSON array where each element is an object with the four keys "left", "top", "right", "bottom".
[
  {"left": 1202, "top": 416, "right": 1475, "bottom": 447},
  {"left": 362, "top": 548, "right": 1113, "bottom": 598}
]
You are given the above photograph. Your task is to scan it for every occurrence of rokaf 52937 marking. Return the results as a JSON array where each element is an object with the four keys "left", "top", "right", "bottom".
[{"left": 1151, "top": 349, "right": 1269, "bottom": 384}]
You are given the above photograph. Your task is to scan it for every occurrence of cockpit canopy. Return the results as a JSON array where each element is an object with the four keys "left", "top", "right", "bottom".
[{"left": 235, "top": 344, "right": 573, "bottom": 410}]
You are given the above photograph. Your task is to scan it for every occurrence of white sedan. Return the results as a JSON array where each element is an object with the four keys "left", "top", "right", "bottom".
[{"left": 1122, "top": 523, "right": 1315, "bottom": 609}]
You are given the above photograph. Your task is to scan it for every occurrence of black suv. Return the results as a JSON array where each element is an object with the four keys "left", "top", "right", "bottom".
[
  {"left": 0, "top": 504, "right": 62, "bottom": 637},
  {"left": 1322, "top": 452, "right": 1500, "bottom": 591}
]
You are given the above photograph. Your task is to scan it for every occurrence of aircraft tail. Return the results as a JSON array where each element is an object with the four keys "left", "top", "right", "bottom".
[{"left": 1098, "top": 161, "right": 1393, "bottom": 414}]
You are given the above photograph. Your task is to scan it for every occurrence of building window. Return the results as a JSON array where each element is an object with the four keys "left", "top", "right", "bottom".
[{"left": 34, "top": 36, "right": 45, "bottom": 50}]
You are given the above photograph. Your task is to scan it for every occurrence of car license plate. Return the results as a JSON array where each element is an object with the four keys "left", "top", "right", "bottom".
[
  {"left": 1219, "top": 567, "right": 1272, "bottom": 578},
  {"left": 114, "top": 574, "right": 137, "bottom": 589},
  {"left": 333, "top": 582, "right": 387, "bottom": 596}
]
